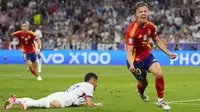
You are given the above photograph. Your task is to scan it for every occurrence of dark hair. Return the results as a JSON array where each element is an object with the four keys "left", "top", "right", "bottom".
[
  {"left": 84, "top": 72, "right": 98, "bottom": 82},
  {"left": 135, "top": 2, "right": 148, "bottom": 11}
]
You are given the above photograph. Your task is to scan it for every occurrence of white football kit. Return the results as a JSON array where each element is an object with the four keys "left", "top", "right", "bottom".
[
  {"left": 34, "top": 29, "right": 42, "bottom": 50},
  {"left": 15, "top": 82, "right": 94, "bottom": 108},
  {"left": 34, "top": 29, "right": 42, "bottom": 73},
  {"left": 67, "top": 82, "right": 94, "bottom": 105}
]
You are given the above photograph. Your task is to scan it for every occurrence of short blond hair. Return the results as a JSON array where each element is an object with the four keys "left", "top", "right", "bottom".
[{"left": 135, "top": 2, "right": 148, "bottom": 11}]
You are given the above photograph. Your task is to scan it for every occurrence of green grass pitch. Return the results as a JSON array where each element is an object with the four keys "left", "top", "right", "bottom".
[{"left": 0, "top": 65, "right": 200, "bottom": 112}]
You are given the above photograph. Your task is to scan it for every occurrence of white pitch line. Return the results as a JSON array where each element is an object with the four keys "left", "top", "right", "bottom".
[
  {"left": 0, "top": 74, "right": 129, "bottom": 79},
  {"left": 167, "top": 99, "right": 200, "bottom": 104},
  {"left": 168, "top": 102, "right": 200, "bottom": 106}
]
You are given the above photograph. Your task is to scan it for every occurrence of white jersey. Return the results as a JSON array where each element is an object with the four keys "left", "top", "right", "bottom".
[
  {"left": 66, "top": 82, "right": 94, "bottom": 105},
  {"left": 38, "top": 82, "right": 94, "bottom": 108},
  {"left": 34, "top": 29, "right": 42, "bottom": 50}
]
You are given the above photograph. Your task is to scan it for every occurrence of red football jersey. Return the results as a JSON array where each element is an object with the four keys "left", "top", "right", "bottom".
[
  {"left": 13, "top": 31, "right": 38, "bottom": 53},
  {"left": 126, "top": 20, "right": 158, "bottom": 62}
]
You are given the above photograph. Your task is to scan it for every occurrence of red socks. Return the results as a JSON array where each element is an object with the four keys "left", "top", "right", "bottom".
[
  {"left": 155, "top": 76, "right": 165, "bottom": 98},
  {"left": 137, "top": 83, "right": 147, "bottom": 95},
  {"left": 137, "top": 76, "right": 165, "bottom": 99},
  {"left": 30, "top": 67, "right": 39, "bottom": 77}
]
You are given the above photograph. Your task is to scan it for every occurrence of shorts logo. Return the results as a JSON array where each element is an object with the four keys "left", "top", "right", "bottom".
[
  {"left": 128, "top": 38, "right": 133, "bottom": 44},
  {"left": 152, "top": 59, "right": 157, "bottom": 62}
]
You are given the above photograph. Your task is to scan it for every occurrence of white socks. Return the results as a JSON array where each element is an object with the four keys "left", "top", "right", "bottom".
[
  {"left": 37, "top": 75, "right": 43, "bottom": 81},
  {"left": 37, "top": 59, "right": 42, "bottom": 73},
  {"left": 25, "top": 98, "right": 50, "bottom": 108},
  {"left": 158, "top": 98, "right": 164, "bottom": 102}
]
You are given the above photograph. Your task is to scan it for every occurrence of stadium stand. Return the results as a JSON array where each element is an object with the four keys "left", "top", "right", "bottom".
[{"left": 0, "top": 0, "right": 200, "bottom": 50}]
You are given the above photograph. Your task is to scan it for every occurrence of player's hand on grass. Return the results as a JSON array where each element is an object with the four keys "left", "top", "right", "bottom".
[
  {"left": 129, "top": 65, "right": 135, "bottom": 72},
  {"left": 168, "top": 53, "right": 177, "bottom": 59},
  {"left": 95, "top": 103, "right": 103, "bottom": 107}
]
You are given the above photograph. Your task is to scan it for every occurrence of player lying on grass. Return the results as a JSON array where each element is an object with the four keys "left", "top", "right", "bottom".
[
  {"left": 3, "top": 72, "right": 103, "bottom": 111},
  {"left": 126, "top": 2, "right": 177, "bottom": 111},
  {"left": 8, "top": 22, "right": 42, "bottom": 81}
]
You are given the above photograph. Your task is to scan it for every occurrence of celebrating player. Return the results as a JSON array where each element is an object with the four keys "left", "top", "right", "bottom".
[
  {"left": 126, "top": 2, "right": 177, "bottom": 111},
  {"left": 8, "top": 22, "right": 43, "bottom": 81},
  {"left": 3, "top": 73, "right": 103, "bottom": 110}
]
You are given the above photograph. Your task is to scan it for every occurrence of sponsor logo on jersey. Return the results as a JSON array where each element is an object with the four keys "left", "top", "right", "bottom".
[{"left": 138, "top": 34, "right": 143, "bottom": 38}]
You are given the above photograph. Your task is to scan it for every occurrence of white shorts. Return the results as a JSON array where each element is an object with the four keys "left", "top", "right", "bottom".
[{"left": 45, "top": 92, "right": 74, "bottom": 108}]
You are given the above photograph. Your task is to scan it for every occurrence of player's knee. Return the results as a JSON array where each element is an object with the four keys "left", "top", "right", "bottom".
[
  {"left": 32, "top": 63, "right": 37, "bottom": 68},
  {"left": 154, "top": 72, "right": 163, "bottom": 78},
  {"left": 50, "top": 100, "right": 62, "bottom": 108}
]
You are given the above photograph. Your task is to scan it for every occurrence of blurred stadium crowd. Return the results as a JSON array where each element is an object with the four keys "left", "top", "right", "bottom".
[{"left": 0, "top": 0, "right": 200, "bottom": 50}]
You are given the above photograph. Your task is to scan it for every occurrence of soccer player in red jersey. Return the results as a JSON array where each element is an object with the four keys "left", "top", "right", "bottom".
[
  {"left": 8, "top": 22, "right": 43, "bottom": 81},
  {"left": 126, "top": 2, "right": 177, "bottom": 111}
]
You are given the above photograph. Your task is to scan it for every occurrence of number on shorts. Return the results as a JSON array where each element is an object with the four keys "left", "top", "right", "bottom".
[{"left": 135, "top": 68, "right": 142, "bottom": 75}]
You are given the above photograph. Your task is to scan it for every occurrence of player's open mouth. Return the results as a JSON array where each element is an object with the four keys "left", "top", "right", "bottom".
[{"left": 141, "top": 16, "right": 146, "bottom": 19}]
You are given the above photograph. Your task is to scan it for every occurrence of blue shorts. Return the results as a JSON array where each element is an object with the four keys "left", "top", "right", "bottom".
[
  {"left": 127, "top": 54, "right": 157, "bottom": 82},
  {"left": 23, "top": 52, "right": 37, "bottom": 62}
]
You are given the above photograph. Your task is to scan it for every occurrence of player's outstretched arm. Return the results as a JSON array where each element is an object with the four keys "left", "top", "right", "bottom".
[
  {"left": 8, "top": 26, "right": 15, "bottom": 36},
  {"left": 85, "top": 97, "right": 103, "bottom": 107},
  {"left": 152, "top": 37, "right": 170, "bottom": 55},
  {"left": 35, "top": 38, "right": 41, "bottom": 50},
  {"left": 152, "top": 37, "right": 177, "bottom": 59},
  {"left": 126, "top": 45, "right": 135, "bottom": 72},
  {"left": 35, "top": 38, "right": 42, "bottom": 57}
]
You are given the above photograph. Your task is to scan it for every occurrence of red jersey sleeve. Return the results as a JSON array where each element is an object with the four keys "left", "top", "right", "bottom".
[
  {"left": 126, "top": 27, "right": 133, "bottom": 46},
  {"left": 151, "top": 24, "right": 158, "bottom": 38},
  {"left": 126, "top": 24, "right": 136, "bottom": 46},
  {"left": 29, "top": 31, "right": 38, "bottom": 40},
  {"left": 13, "top": 31, "right": 21, "bottom": 37}
]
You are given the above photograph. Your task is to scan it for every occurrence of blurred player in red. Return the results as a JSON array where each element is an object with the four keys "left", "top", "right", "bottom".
[
  {"left": 8, "top": 22, "right": 43, "bottom": 81},
  {"left": 126, "top": 2, "right": 177, "bottom": 111}
]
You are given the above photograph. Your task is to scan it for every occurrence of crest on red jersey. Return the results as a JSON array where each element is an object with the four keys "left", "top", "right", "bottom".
[
  {"left": 143, "top": 35, "right": 147, "bottom": 41},
  {"left": 128, "top": 38, "right": 133, "bottom": 44}
]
